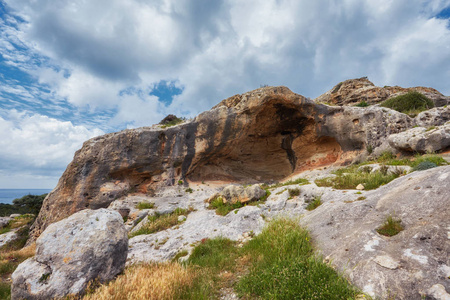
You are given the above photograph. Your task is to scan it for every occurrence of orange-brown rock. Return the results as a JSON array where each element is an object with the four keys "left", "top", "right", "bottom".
[
  {"left": 315, "top": 77, "right": 450, "bottom": 107},
  {"left": 29, "top": 86, "right": 418, "bottom": 241}
]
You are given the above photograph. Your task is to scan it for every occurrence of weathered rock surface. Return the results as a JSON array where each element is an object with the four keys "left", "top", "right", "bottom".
[
  {"left": 30, "top": 86, "right": 424, "bottom": 241},
  {"left": 121, "top": 164, "right": 450, "bottom": 300},
  {"left": 0, "top": 230, "right": 17, "bottom": 248},
  {"left": 220, "top": 184, "right": 266, "bottom": 203},
  {"left": 12, "top": 209, "right": 128, "bottom": 300},
  {"left": 315, "top": 77, "right": 450, "bottom": 107},
  {"left": 0, "top": 216, "right": 11, "bottom": 228},
  {"left": 389, "top": 123, "right": 450, "bottom": 153},
  {"left": 301, "top": 165, "right": 450, "bottom": 300}
]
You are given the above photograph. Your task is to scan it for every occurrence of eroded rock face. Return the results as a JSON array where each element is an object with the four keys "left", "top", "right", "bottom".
[
  {"left": 389, "top": 123, "right": 450, "bottom": 153},
  {"left": 12, "top": 209, "right": 127, "bottom": 300},
  {"left": 221, "top": 184, "right": 266, "bottom": 204},
  {"left": 315, "top": 77, "right": 450, "bottom": 107},
  {"left": 29, "top": 85, "right": 437, "bottom": 241}
]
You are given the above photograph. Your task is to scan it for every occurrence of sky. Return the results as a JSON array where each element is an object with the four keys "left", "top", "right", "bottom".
[{"left": 0, "top": 0, "right": 450, "bottom": 189}]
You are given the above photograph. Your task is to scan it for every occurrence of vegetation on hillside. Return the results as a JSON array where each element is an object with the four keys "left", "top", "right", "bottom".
[
  {"left": 0, "top": 193, "right": 47, "bottom": 217},
  {"left": 83, "top": 218, "right": 364, "bottom": 300},
  {"left": 380, "top": 91, "right": 434, "bottom": 116},
  {"left": 315, "top": 152, "right": 447, "bottom": 190},
  {"left": 0, "top": 215, "right": 36, "bottom": 299}
]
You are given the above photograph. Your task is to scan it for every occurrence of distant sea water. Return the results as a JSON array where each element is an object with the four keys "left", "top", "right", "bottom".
[{"left": 0, "top": 189, "right": 52, "bottom": 204}]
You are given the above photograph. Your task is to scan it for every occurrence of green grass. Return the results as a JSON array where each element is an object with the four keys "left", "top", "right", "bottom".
[
  {"left": 188, "top": 238, "right": 238, "bottom": 271},
  {"left": 305, "top": 196, "right": 322, "bottom": 211},
  {"left": 315, "top": 171, "right": 399, "bottom": 190},
  {"left": 236, "top": 218, "right": 360, "bottom": 299},
  {"left": 129, "top": 208, "right": 192, "bottom": 238},
  {"left": 380, "top": 91, "right": 434, "bottom": 116},
  {"left": 209, "top": 196, "right": 244, "bottom": 216},
  {"left": 316, "top": 153, "right": 448, "bottom": 191},
  {"left": 376, "top": 215, "right": 404, "bottom": 237},
  {"left": 265, "top": 178, "right": 310, "bottom": 189},
  {"left": 288, "top": 188, "right": 300, "bottom": 197},
  {"left": 208, "top": 189, "right": 271, "bottom": 216},
  {"left": 136, "top": 202, "right": 155, "bottom": 210},
  {"left": 160, "top": 117, "right": 185, "bottom": 128},
  {"left": 0, "top": 282, "right": 11, "bottom": 300},
  {"left": 355, "top": 100, "right": 369, "bottom": 107}
]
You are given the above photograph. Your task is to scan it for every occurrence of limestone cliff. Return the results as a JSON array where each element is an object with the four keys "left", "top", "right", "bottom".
[
  {"left": 315, "top": 77, "right": 450, "bottom": 107},
  {"left": 29, "top": 84, "right": 446, "bottom": 241}
]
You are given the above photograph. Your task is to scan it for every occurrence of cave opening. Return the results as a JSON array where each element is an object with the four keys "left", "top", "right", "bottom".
[{"left": 187, "top": 100, "right": 342, "bottom": 182}]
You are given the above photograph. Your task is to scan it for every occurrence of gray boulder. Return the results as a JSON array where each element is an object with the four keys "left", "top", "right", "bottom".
[
  {"left": 0, "top": 216, "right": 11, "bottom": 229},
  {"left": 388, "top": 123, "right": 450, "bottom": 153},
  {"left": 221, "top": 184, "right": 266, "bottom": 204},
  {"left": 11, "top": 209, "right": 128, "bottom": 300}
]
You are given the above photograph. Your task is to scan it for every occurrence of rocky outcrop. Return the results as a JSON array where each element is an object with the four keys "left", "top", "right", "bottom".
[
  {"left": 121, "top": 164, "right": 449, "bottom": 299},
  {"left": 315, "top": 77, "right": 450, "bottom": 107},
  {"left": 389, "top": 123, "right": 450, "bottom": 153},
  {"left": 220, "top": 184, "right": 266, "bottom": 204},
  {"left": 30, "top": 86, "right": 424, "bottom": 242},
  {"left": 301, "top": 165, "right": 450, "bottom": 300},
  {"left": 12, "top": 209, "right": 128, "bottom": 300}
]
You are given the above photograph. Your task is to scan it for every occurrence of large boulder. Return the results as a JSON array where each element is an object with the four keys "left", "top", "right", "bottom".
[
  {"left": 388, "top": 123, "right": 450, "bottom": 153},
  {"left": 12, "top": 209, "right": 128, "bottom": 300},
  {"left": 221, "top": 184, "right": 266, "bottom": 204}
]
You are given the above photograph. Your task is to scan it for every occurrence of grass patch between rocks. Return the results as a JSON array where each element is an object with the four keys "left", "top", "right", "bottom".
[
  {"left": 315, "top": 153, "right": 447, "bottom": 190},
  {"left": 305, "top": 196, "right": 323, "bottom": 211},
  {"left": 129, "top": 207, "right": 193, "bottom": 238},
  {"left": 136, "top": 202, "right": 155, "bottom": 210},
  {"left": 85, "top": 218, "right": 364, "bottom": 300},
  {"left": 376, "top": 215, "right": 404, "bottom": 237}
]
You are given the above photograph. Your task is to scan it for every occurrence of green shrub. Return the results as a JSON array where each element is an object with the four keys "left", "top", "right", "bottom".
[
  {"left": 355, "top": 101, "right": 369, "bottom": 107},
  {"left": 306, "top": 196, "right": 322, "bottom": 211},
  {"left": 288, "top": 188, "right": 300, "bottom": 197},
  {"left": 0, "top": 193, "right": 47, "bottom": 217},
  {"left": 267, "top": 178, "right": 309, "bottom": 189},
  {"left": 209, "top": 196, "right": 243, "bottom": 216},
  {"left": 136, "top": 202, "right": 155, "bottom": 210},
  {"left": 380, "top": 91, "right": 434, "bottom": 115},
  {"left": 411, "top": 154, "right": 447, "bottom": 168},
  {"left": 129, "top": 208, "right": 192, "bottom": 237},
  {"left": 315, "top": 171, "right": 399, "bottom": 190},
  {"left": 160, "top": 117, "right": 185, "bottom": 128},
  {"left": 185, "top": 188, "right": 193, "bottom": 193},
  {"left": 413, "top": 161, "right": 437, "bottom": 171},
  {"left": 376, "top": 215, "right": 404, "bottom": 237}
]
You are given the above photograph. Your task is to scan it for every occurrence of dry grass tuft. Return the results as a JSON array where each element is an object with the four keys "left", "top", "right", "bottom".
[{"left": 83, "top": 263, "right": 195, "bottom": 300}]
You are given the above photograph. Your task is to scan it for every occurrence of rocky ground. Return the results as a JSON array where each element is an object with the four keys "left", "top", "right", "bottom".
[
  {"left": 95, "top": 161, "right": 449, "bottom": 300},
  {"left": 6, "top": 78, "right": 450, "bottom": 299}
]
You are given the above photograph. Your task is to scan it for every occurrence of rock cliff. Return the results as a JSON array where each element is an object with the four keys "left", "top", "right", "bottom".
[
  {"left": 30, "top": 85, "right": 430, "bottom": 241},
  {"left": 20, "top": 79, "right": 450, "bottom": 299},
  {"left": 314, "top": 77, "right": 450, "bottom": 107}
]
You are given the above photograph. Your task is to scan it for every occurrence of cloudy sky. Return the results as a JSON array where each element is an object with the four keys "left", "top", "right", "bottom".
[{"left": 0, "top": 0, "right": 450, "bottom": 188}]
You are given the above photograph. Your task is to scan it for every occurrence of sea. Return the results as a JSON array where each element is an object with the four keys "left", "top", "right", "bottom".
[{"left": 0, "top": 189, "right": 52, "bottom": 204}]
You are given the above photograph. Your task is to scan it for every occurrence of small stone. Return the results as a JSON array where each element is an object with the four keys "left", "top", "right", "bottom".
[
  {"left": 356, "top": 184, "right": 365, "bottom": 190},
  {"left": 427, "top": 284, "right": 450, "bottom": 300},
  {"left": 9, "top": 214, "right": 21, "bottom": 218},
  {"left": 178, "top": 215, "right": 187, "bottom": 222},
  {"left": 374, "top": 255, "right": 400, "bottom": 270}
]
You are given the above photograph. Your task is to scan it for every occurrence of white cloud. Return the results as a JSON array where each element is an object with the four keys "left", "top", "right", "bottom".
[
  {"left": 0, "top": 110, "right": 104, "bottom": 188},
  {"left": 1, "top": 0, "right": 450, "bottom": 188}
]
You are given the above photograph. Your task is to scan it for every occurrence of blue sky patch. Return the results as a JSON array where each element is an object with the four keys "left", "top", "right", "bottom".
[{"left": 150, "top": 80, "right": 184, "bottom": 106}]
